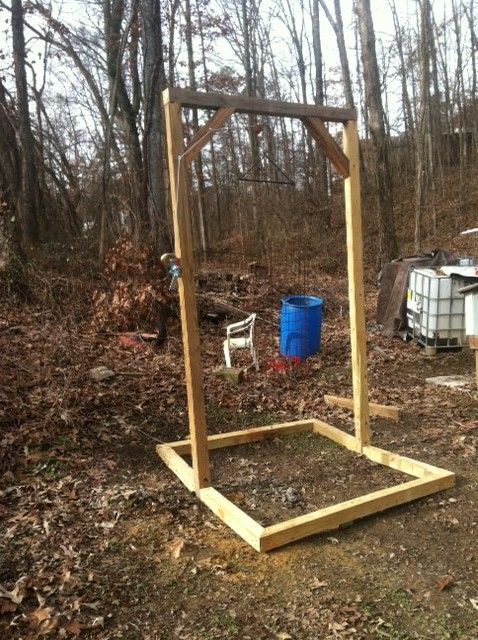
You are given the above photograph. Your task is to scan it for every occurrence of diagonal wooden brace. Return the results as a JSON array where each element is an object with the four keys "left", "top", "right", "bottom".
[
  {"left": 182, "top": 107, "right": 235, "bottom": 164},
  {"left": 302, "top": 116, "right": 350, "bottom": 178}
]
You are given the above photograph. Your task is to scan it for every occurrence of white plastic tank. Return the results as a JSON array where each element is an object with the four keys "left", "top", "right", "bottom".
[{"left": 407, "top": 266, "right": 478, "bottom": 349}]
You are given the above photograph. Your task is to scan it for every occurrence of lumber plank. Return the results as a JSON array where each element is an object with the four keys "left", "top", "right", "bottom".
[
  {"left": 343, "top": 120, "right": 370, "bottom": 448},
  {"left": 163, "top": 87, "right": 356, "bottom": 123},
  {"left": 324, "top": 394, "right": 399, "bottom": 421},
  {"left": 312, "top": 419, "right": 362, "bottom": 452},
  {"left": 168, "top": 420, "right": 316, "bottom": 455},
  {"left": 363, "top": 445, "right": 455, "bottom": 479},
  {"left": 476, "top": 351, "right": 478, "bottom": 390},
  {"left": 199, "top": 487, "right": 264, "bottom": 551},
  {"left": 469, "top": 335, "right": 478, "bottom": 349},
  {"left": 259, "top": 474, "right": 455, "bottom": 551},
  {"left": 301, "top": 117, "right": 350, "bottom": 177},
  {"left": 156, "top": 445, "right": 195, "bottom": 492},
  {"left": 164, "top": 100, "right": 210, "bottom": 491},
  {"left": 183, "top": 107, "right": 234, "bottom": 163}
]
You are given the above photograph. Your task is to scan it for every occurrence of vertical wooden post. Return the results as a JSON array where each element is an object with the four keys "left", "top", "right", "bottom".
[
  {"left": 469, "top": 336, "right": 478, "bottom": 389},
  {"left": 343, "top": 120, "right": 370, "bottom": 448},
  {"left": 164, "top": 98, "right": 210, "bottom": 490},
  {"left": 475, "top": 351, "right": 478, "bottom": 390}
]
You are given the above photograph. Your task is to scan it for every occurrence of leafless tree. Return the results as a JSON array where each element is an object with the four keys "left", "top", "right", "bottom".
[
  {"left": 11, "top": 0, "right": 40, "bottom": 246},
  {"left": 356, "top": 0, "right": 398, "bottom": 265}
]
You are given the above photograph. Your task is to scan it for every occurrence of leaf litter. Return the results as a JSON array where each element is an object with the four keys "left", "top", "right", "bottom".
[{"left": 1, "top": 255, "right": 478, "bottom": 638}]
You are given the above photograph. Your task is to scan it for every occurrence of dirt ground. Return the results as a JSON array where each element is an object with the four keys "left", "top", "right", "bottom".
[{"left": 1, "top": 261, "right": 478, "bottom": 640}]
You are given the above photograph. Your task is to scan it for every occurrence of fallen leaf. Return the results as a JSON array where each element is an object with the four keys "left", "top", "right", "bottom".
[
  {"left": 436, "top": 575, "right": 454, "bottom": 592},
  {"left": 38, "top": 616, "right": 59, "bottom": 635},
  {"left": 90, "top": 616, "right": 104, "bottom": 628},
  {"left": 0, "top": 600, "right": 17, "bottom": 614},
  {"left": 118, "top": 335, "right": 141, "bottom": 349},
  {"left": 170, "top": 539, "right": 185, "bottom": 559},
  {"left": 30, "top": 606, "right": 52, "bottom": 624},
  {"left": 470, "top": 598, "right": 478, "bottom": 610},
  {"left": 310, "top": 578, "right": 329, "bottom": 590},
  {"left": 0, "top": 578, "right": 26, "bottom": 604},
  {"left": 66, "top": 619, "right": 82, "bottom": 635}
]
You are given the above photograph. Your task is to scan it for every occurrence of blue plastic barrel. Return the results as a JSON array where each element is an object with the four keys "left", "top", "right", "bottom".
[{"left": 279, "top": 295, "right": 323, "bottom": 360}]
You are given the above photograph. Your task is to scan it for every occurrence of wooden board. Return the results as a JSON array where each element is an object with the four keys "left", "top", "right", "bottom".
[
  {"left": 163, "top": 87, "right": 356, "bottom": 123},
  {"left": 343, "top": 120, "right": 370, "bottom": 448},
  {"left": 469, "top": 336, "right": 478, "bottom": 349},
  {"left": 324, "top": 394, "right": 399, "bottom": 422},
  {"left": 199, "top": 487, "right": 264, "bottom": 551},
  {"left": 169, "top": 420, "right": 316, "bottom": 455},
  {"left": 259, "top": 473, "right": 454, "bottom": 552},
  {"left": 476, "top": 351, "right": 478, "bottom": 390},
  {"left": 312, "top": 419, "right": 362, "bottom": 452},
  {"left": 182, "top": 107, "right": 234, "bottom": 163},
  {"left": 156, "top": 445, "right": 195, "bottom": 492},
  {"left": 164, "top": 100, "right": 210, "bottom": 491},
  {"left": 301, "top": 116, "right": 350, "bottom": 177},
  {"left": 363, "top": 445, "right": 454, "bottom": 479}
]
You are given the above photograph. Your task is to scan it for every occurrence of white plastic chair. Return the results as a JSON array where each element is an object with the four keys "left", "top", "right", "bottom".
[{"left": 223, "top": 313, "right": 258, "bottom": 370}]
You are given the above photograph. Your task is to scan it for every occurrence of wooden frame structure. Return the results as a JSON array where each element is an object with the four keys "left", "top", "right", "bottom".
[{"left": 157, "top": 88, "right": 455, "bottom": 552}]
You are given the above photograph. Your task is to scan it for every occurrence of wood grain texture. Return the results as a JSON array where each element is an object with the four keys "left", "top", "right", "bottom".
[
  {"left": 259, "top": 474, "right": 455, "bottom": 551},
  {"left": 163, "top": 87, "right": 356, "bottom": 122},
  {"left": 312, "top": 419, "right": 362, "bottom": 452},
  {"left": 182, "top": 107, "right": 234, "bottom": 163},
  {"left": 168, "top": 420, "right": 316, "bottom": 455},
  {"left": 363, "top": 445, "right": 456, "bottom": 479},
  {"left": 156, "top": 445, "right": 195, "bottom": 492},
  {"left": 343, "top": 120, "right": 370, "bottom": 448},
  {"left": 324, "top": 394, "right": 399, "bottom": 421},
  {"left": 301, "top": 116, "right": 350, "bottom": 177},
  {"left": 199, "top": 487, "right": 264, "bottom": 551},
  {"left": 164, "top": 101, "right": 210, "bottom": 491}
]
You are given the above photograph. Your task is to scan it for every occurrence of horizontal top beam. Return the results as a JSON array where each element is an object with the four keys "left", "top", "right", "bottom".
[{"left": 163, "top": 87, "right": 356, "bottom": 123}]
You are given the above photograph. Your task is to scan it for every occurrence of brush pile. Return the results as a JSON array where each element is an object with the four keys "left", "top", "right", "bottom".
[{"left": 93, "top": 237, "right": 170, "bottom": 331}]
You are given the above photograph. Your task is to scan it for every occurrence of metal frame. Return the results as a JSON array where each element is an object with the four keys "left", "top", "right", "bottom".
[{"left": 159, "top": 87, "right": 455, "bottom": 551}]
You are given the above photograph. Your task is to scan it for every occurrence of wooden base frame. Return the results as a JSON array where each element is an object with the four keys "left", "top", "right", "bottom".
[{"left": 157, "top": 419, "right": 455, "bottom": 552}]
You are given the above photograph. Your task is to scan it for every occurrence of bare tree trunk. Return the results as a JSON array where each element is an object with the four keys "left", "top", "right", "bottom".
[
  {"left": 463, "top": 1, "right": 477, "bottom": 160},
  {"left": 141, "top": 0, "right": 170, "bottom": 254},
  {"left": 389, "top": 1, "right": 414, "bottom": 140},
  {"left": 241, "top": 0, "right": 264, "bottom": 254},
  {"left": 0, "top": 77, "right": 24, "bottom": 261},
  {"left": 414, "top": 0, "right": 432, "bottom": 250},
  {"left": 283, "top": 0, "right": 314, "bottom": 187},
  {"left": 103, "top": 0, "right": 145, "bottom": 234},
  {"left": 356, "top": 0, "right": 398, "bottom": 266},
  {"left": 185, "top": 0, "right": 208, "bottom": 259},
  {"left": 320, "top": 0, "right": 354, "bottom": 109},
  {"left": 12, "top": 0, "right": 40, "bottom": 246},
  {"left": 452, "top": 0, "right": 466, "bottom": 182},
  {"left": 197, "top": 0, "right": 222, "bottom": 240},
  {"left": 311, "top": 0, "right": 329, "bottom": 224}
]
